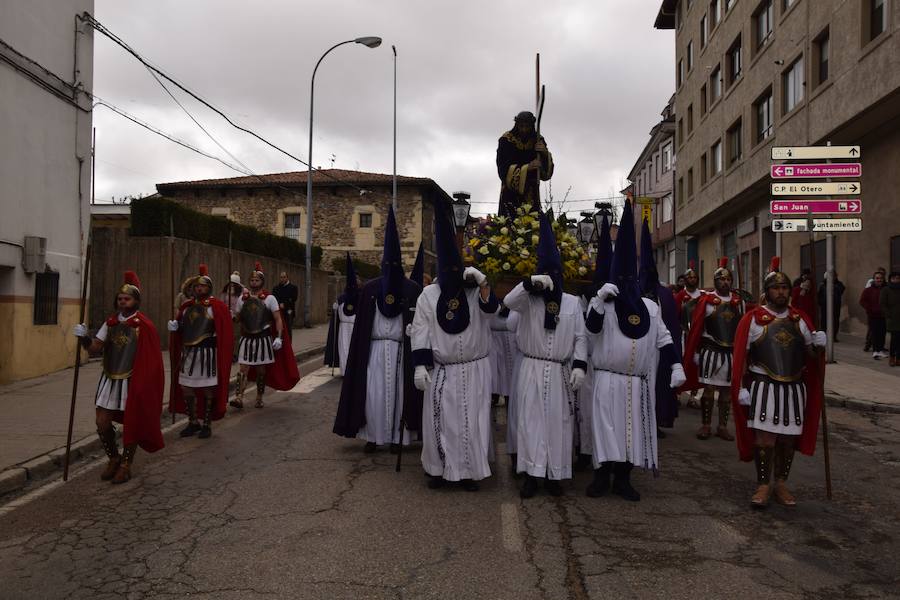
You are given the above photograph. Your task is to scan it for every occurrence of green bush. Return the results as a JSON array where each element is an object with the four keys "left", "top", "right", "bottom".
[
  {"left": 331, "top": 256, "right": 381, "bottom": 280},
  {"left": 130, "top": 196, "right": 322, "bottom": 266}
]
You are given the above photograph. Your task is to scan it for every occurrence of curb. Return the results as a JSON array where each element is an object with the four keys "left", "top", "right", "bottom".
[
  {"left": 824, "top": 393, "right": 900, "bottom": 415},
  {"left": 0, "top": 344, "right": 326, "bottom": 499}
]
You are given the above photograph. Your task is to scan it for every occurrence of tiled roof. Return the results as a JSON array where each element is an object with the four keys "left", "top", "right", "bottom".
[{"left": 156, "top": 169, "right": 434, "bottom": 191}]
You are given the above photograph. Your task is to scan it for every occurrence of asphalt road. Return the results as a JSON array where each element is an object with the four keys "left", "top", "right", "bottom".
[{"left": 1, "top": 359, "right": 899, "bottom": 599}]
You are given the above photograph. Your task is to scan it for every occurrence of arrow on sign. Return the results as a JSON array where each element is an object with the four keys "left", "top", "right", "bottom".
[
  {"left": 773, "top": 166, "right": 784, "bottom": 177},
  {"left": 850, "top": 183, "right": 859, "bottom": 193},
  {"left": 850, "top": 147, "right": 858, "bottom": 156}
]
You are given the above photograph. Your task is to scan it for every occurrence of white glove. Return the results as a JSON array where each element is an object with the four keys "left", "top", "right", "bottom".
[
  {"left": 569, "top": 368, "right": 586, "bottom": 391},
  {"left": 272, "top": 337, "right": 283, "bottom": 351},
  {"left": 530, "top": 274, "right": 554, "bottom": 291},
  {"left": 596, "top": 282, "right": 619, "bottom": 302},
  {"left": 464, "top": 267, "right": 487, "bottom": 287},
  {"left": 405, "top": 324, "right": 413, "bottom": 338},
  {"left": 693, "top": 353, "right": 700, "bottom": 366},
  {"left": 167, "top": 320, "right": 179, "bottom": 332},
  {"left": 72, "top": 323, "right": 88, "bottom": 338},
  {"left": 812, "top": 331, "right": 827, "bottom": 348},
  {"left": 669, "top": 364, "right": 686, "bottom": 389},
  {"left": 414, "top": 365, "right": 432, "bottom": 391},
  {"left": 738, "top": 388, "right": 751, "bottom": 406}
]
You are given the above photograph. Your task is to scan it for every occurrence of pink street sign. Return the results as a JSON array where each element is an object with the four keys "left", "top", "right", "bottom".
[
  {"left": 770, "top": 163, "right": 861, "bottom": 178},
  {"left": 770, "top": 199, "right": 862, "bottom": 215}
]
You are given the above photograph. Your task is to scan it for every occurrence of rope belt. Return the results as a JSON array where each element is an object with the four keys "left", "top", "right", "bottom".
[
  {"left": 372, "top": 337, "right": 402, "bottom": 343},
  {"left": 522, "top": 353, "right": 568, "bottom": 365},
  {"left": 435, "top": 354, "right": 489, "bottom": 367},
  {"left": 591, "top": 366, "right": 657, "bottom": 475},
  {"left": 592, "top": 367, "right": 648, "bottom": 380}
]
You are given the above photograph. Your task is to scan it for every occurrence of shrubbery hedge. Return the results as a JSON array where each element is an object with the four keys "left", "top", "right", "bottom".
[
  {"left": 130, "top": 196, "right": 322, "bottom": 266},
  {"left": 331, "top": 256, "right": 381, "bottom": 280}
]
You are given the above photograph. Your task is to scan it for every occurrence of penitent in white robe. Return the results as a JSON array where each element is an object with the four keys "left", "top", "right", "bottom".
[
  {"left": 336, "top": 302, "right": 356, "bottom": 376},
  {"left": 588, "top": 296, "right": 673, "bottom": 471},
  {"left": 575, "top": 295, "right": 595, "bottom": 457},
  {"left": 489, "top": 312, "right": 516, "bottom": 397},
  {"left": 358, "top": 308, "right": 412, "bottom": 446},
  {"left": 505, "top": 311, "right": 523, "bottom": 455},
  {"left": 505, "top": 283, "right": 587, "bottom": 481},
  {"left": 411, "top": 284, "right": 496, "bottom": 482}
]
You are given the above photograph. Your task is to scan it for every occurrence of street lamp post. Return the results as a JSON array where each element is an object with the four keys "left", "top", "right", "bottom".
[{"left": 304, "top": 36, "right": 382, "bottom": 328}]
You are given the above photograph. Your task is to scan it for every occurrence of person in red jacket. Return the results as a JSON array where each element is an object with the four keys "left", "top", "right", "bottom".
[
  {"left": 682, "top": 258, "right": 751, "bottom": 441},
  {"left": 731, "top": 258, "right": 827, "bottom": 508},
  {"left": 72, "top": 271, "right": 165, "bottom": 483},
  {"left": 860, "top": 270, "right": 888, "bottom": 359},
  {"left": 168, "top": 264, "right": 234, "bottom": 439},
  {"left": 790, "top": 268, "right": 816, "bottom": 325}
]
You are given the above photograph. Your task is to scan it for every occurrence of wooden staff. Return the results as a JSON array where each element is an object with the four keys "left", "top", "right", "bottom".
[
  {"left": 63, "top": 234, "right": 92, "bottom": 481},
  {"left": 808, "top": 209, "right": 833, "bottom": 500},
  {"left": 170, "top": 215, "right": 177, "bottom": 424}
]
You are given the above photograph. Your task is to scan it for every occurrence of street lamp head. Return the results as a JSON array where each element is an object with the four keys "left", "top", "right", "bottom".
[
  {"left": 451, "top": 192, "right": 472, "bottom": 230},
  {"left": 354, "top": 36, "right": 383, "bottom": 48}
]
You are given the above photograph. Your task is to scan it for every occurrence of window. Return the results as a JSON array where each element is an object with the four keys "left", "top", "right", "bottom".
[
  {"left": 700, "top": 14, "right": 708, "bottom": 48},
  {"left": 710, "top": 0, "right": 721, "bottom": 29},
  {"left": 34, "top": 271, "right": 59, "bottom": 325},
  {"left": 688, "top": 104, "right": 694, "bottom": 133},
  {"left": 710, "top": 65, "right": 722, "bottom": 103},
  {"left": 783, "top": 0, "right": 797, "bottom": 11},
  {"left": 359, "top": 213, "right": 373, "bottom": 228},
  {"left": 688, "top": 167, "right": 695, "bottom": 196},
  {"left": 727, "top": 35, "right": 742, "bottom": 85},
  {"left": 678, "top": 59, "right": 685, "bottom": 87},
  {"left": 871, "top": 0, "right": 886, "bottom": 40},
  {"left": 662, "top": 194, "right": 674, "bottom": 223},
  {"left": 701, "top": 83, "right": 708, "bottom": 115},
  {"left": 678, "top": 118, "right": 684, "bottom": 146},
  {"left": 711, "top": 140, "right": 723, "bottom": 176},
  {"left": 754, "top": 88, "right": 774, "bottom": 143},
  {"left": 701, "top": 152, "right": 708, "bottom": 184},
  {"left": 687, "top": 41, "right": 694, "bottom": 71},
  {"left": 727, "top": 119, "right": 743, "bottom": 165},
  {"left": 662, "top": 143, "right": 673, "bottom": 171},
  {"left": 678, "top": 176, "right": 685, "bottom": 207},
  {"left": 284, "top": 213, "right": 301, "bottom": 240},
  {"left": 812, "top": 29, "right": 829, "bottom": 87},
  {"left": 891, "top": 235, "right": 900, "bottom": 272},
  {"left": 726, "top": 0, "right": 738, "bottom": 10},
  {"left": 754, "top": 0, "right": 774, "bottom": 51},
  {"left": 783, "top": 56, "right": 804, "bottom": 113}
]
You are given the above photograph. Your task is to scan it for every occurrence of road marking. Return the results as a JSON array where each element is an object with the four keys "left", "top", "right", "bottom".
[
  {"left": 0, "top": 456, "right": 106, "bottom": 517},
  {"left": 288, "top": 367, "right": 337, "bottom": 394},
  {"left": 501, "top": 502, "right": 524, "bottom": 552}
]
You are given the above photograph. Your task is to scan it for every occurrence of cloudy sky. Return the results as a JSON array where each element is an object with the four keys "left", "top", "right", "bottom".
[{"left": 92, "top": 0, "right": 674, "bottom": 217}]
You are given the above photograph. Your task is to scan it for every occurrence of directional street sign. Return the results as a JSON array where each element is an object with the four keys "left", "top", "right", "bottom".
[
  {"left": 770, "top": 163, "right": 862, "bottom": 179},
  {"left": 771, "top": 182, "right": 860, "bottom": 196},
  {"left": 771, "top": 146, "right": 860, "bottom": 160},
  {"left": 770, "top": 200, "right": 862, "bottom": 215},
  {"left": 771, "top": 218, "right": 863, "bottom": 233}
]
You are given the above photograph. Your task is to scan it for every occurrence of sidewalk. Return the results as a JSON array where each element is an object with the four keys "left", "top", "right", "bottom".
[
  {"left": 824, "top": 331, "right": 900, "bottom": 413},
  {"left": 0, "top": 323, "right": 329, "bottom": 495}
]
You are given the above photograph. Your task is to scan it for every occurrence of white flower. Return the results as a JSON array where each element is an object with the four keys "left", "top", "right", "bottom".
[
  {"left": 531, "top": 234, "right": 539, "bottom": 245},
  {"left": 503, "top": 262, "right": 511, "bottom": 271},
  {"left": 516, "top": 237, "right": 525, "bottom": 246},
  {"left": 500, "top": 227, "right": 509, "bottom": 235},
  {"left": 478, "top": 245, "right": 490, "bottom": 256},
  {"left": 531, "top": 221, "right": 540, "bottom": 230},
  {"left": 499, "top": 245, "right": 509, "bottom": 254},
  {"left": 520, "top": 249, "right": 530, "bottom": 258},
  {"left": 578, "top": 266, "right": 588, "bottom": 276}
]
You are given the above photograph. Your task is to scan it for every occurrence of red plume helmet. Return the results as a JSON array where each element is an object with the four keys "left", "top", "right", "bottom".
[
  {"left": 118, "top": 270, "right": 142, "bottom": 302},
  {"left": 254, "top": 261, "right": 262, "bottom": 272},
  {"left": 199, "top": 264, "right": 209, "bottom": 276},
  {"left": 769, "top": 256, "right": 781, "bottom": 273},
  {"left": 764, "top": 256, "right": 790, "bottom": 290},
  {"left": 689, "top": 259, "right": 696, "bottom": 270},
  {"left": 196, "top": 263, "right": 213, "bottom": 288},
  {"left": 713, "top": 256, "right": 732, "bottom": 280},
  {"left": 123, "top": 270, "right": 141, "bottom": 289},
  {"left": 718, "top": 257, "right": 729, "bottom": 269}
]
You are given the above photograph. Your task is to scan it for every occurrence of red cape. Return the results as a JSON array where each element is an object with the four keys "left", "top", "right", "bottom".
[
  {"left": 108, "top": 312, "right": 165, "bottom": 452},
  {"left": 247, "top": 320, "right": 301, "bottom": 391},
  {"left": 730, "top": 306, "right": 824, "bottom": 462},
  {"left": 674, "top": 288, "right": 699, "bottom": 320},
  {"left": 168, "top": 296, "right": 234, "bottom": 421},
  {"left": 680, "top": 291, "right": 749, "bottom": 392}
]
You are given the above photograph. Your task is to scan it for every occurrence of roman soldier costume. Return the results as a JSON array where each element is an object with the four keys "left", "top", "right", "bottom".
[
  {"left": 674, "top": 261, "right": 704, "bottom": 336},
  {"left": 169, "top": 264, "right": 233, "bottom": 439},
  {"left": 731, "top": 258, "right": 827, "bottom": 507},
  {"left": 682, "top": 257, "right": 750, "bottom": 440},
  {"left": 73, "top": 271, "right": 165, "bottom": 483}
]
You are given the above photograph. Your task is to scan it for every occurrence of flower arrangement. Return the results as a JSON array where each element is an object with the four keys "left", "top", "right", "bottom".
[{"left": 467, "top": 206, "right": 592, "bottom": 282}]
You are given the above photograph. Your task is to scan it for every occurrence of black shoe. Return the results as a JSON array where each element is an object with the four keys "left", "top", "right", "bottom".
[
  {"left": 461, "top": 479, "right": 479, "bottom": 492},
  {"left": 864, "top": 345, "right": 871, "bottom": 352},
  {"left": 520, "top": 475, "right": 538, "bottom": 499},
  {"left": 574, "top": 453, "right": 592, "bottom": 472},
  {"left": 389, "top": 443, "right": 400, "bottom": 455},
  {"left": 198, "top": 424, "right": 212, "bottom": 439},
  {"left": 364, "top": 442, "right": 377, "bottom": 454},
  {"left": 657, "top": 428, "right": 667, "bottom": 439},
  {"left": 611, "top": 477, "right": 641, "bottom": 501},
  {"left": 179, "top": 422, "right": 202, "bottom": 437},
  {"left": 586, "top": 466, "right": 611, "bottom": 498},
  {"left": 545, "top": 479, "right": 563, "bottom": 497},
  {"left": 427, "top": 476, "right": 445, "bottom": 489}
]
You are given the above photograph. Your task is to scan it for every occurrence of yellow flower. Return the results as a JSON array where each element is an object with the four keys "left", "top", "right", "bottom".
[
  {"left": 499, "top": 244, "right": 509, "bottom": 254},
  {"left": 516, "top": 237, "right": 525, "bottom": 246},
  {"left": 530, "top": 234, "right": 539, "bottom": 245},
  {"left": 500, "top": 227, "right": 509, "bottom": 236},
  {"left": 520, "top": 249, "right": 530, "bottom": 258}
]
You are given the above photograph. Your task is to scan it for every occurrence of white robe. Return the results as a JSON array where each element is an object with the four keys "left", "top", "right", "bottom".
[
  {"left": 358, "top": 308, "right": 411, "bottom": 445},
  {"left": 489, "top": 313, "right": 516, "bottom": 397},
  {"left": 411, "top": 285, "right": 496, "bottom": 481},
  {"left": 505, "top": 311, "right": 523, "bottom": 455},
  {"left": 588, "top": 296, "right": 673, "bottom": 471},
  {"left": 336, "top": 302, "right": 356, "bottom": 376},
  {"left": 575, "top": 296, "right": 595, "bottom": 456},
  {"left": 505, "top": 284, "right": 587, "bottom": 481}
]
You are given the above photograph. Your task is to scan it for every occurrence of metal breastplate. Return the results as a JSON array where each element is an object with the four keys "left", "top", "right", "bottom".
[
  {"left": 239, "top": 296, "right": 273, "bottom": 335},
  {"left": 681, "top": 295, "right": 700, "bottom": 332},
  {"left": 181, "top": 303, "right": 216, "bottom": 346},
  {"left": 704, "top": 300, "right": 739, "bottom": 347},
  {"left": 103, "top": 322, "right": 139, "bottom": 380},
  {"left": 749, "top": 317, "right": 806, "bottom": 382}
]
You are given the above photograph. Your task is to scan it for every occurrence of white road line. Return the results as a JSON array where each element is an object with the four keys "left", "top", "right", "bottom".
[
  {"left": 0, "top": 456, "right": 106, "bottom": 517},
  {"left": 500, "top": 502, "right": 524, "bottom": 552},
  {"left": 288, "top": 366, "right": 336, "bottom": 394}
]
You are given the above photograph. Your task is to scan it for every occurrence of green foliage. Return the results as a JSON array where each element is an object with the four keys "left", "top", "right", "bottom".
[
  {"left": 130, "top": 196, "right": 322, "bottom": 266},
  {"left": 331, "top": 256, "right": 381, "bottom": 280}
]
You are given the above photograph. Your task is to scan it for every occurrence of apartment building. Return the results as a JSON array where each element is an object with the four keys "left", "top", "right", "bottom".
[{"left": 656, "top": 0, "right": 900, "bottom": 331}]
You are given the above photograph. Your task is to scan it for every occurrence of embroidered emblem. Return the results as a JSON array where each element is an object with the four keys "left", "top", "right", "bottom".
[
  {"left": 628, "top": 314, "right": 641, "bottom": 325},
  {"left": 775, "top": 328, "right": 795, "bottom": 348},
  {"left": 446, "top": 311, "right": 455, "bottom": 321},
  {"left": 722, "top": 311, "right": 734, "bottom": 321},
  {"left": 546, "top": 301, "right": 560, "bottom": 315},
  {"left": 385, "top": 294, "right": 395, "bottom": 305},
  {"left": 346, "top": 304, "right": 353, "bottom": 311},
  {"left": 448, "top": 298, "right": 460, "bottom": 310}
]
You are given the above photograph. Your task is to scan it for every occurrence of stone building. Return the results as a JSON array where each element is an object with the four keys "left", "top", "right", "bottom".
[
  {"left": 656, "top": 0, "right": 900, "bottom": 332},
  {"left": 156, "top": 169, "right": 455, "bottom": 278}
]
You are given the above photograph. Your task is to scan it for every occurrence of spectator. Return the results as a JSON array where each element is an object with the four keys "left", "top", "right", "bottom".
[
  {"left": 881, "top": 271, "right": 900, "bottom": 367},
  {"left": 790, "top": 268, "right": 816, "bottom": 324},
  {"left": 863, "top": 267, "right": 887, "bottom": 351},
  {"left": 860, "top": 271, "right": 887, "bottom": 359},
  {"left": 817, "top": 270, "right": 845, "bottom": 342},
  {"left": 272, "top": 271, "right": 298, "bottom": 331}
]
